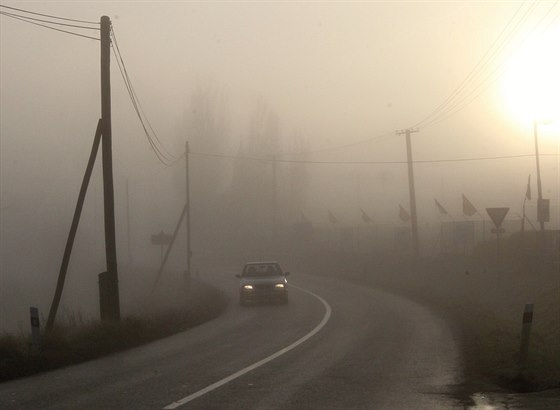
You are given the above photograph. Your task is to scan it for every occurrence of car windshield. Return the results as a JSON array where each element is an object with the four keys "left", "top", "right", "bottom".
[{"left": 243, "top": 264, "right": 282, "bottom": 276}]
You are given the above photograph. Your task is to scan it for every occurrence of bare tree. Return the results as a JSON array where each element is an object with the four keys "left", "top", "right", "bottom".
[
  {"left": 185, "top": 81, "right": 229, "bottom": 198},
  {"left": 288, "top": 130, "right": 310, "bottom": 223},
  {"left": 229, "top": 98, "right": 282, "bottom": 231}
]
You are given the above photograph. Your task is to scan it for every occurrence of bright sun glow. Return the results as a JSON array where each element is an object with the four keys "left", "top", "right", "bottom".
[{"left": 501, "top": 26, "right": 560, "bottom": 127}]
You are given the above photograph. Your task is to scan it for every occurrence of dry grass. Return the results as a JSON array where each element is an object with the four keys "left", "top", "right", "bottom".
[
  {"left": 292, "top": 247, "right": 560, "bottom": 393},
  {"left": 0, "top": 280, "right": 227, "bottom": 382}
]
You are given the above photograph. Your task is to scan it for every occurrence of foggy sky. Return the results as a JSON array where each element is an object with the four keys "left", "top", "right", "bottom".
[
  {"left": 2, "top": 2, "right": 558, "bottom": 217},
  {"left": 1, "top": 1, "right": 559, "bottom": 331}
]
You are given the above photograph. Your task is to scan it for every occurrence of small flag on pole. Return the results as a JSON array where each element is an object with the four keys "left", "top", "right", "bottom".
[
  {"left": 399, "top": 204, "right": 410, "bottom": 222},
  {"left": 434, "top": 198, "right": 448, "bottom": 215},
  {"left": 327, "top": 210, "right": 337, "bottom": 224},
  {"left": 525, "top": 175, "right": 531, "bottom": 200},
  {"left": 462, "top": 194, "right": 477, "bottom": 216},
  {"left": 360, "top": 208, "right": 372, "bottom": 223}
]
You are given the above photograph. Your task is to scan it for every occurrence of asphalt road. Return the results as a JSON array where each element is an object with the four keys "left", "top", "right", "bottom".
[{"left": 0, "top": 270, "right": 467, "bottom": 409}]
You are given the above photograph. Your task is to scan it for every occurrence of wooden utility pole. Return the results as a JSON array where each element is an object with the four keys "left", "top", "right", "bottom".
[
  {"left": 272, "top": 154, "right": 278, "bottom": 240},
  {"left": 126, "top": 178, "right": 132, "bottom": 265},
  {"left": 396, "top": 128, "right": 420, "bottom": 258},
  {"left": 185, "top": 141, "right": 192, "bottom": 291},
  {"left": 46, "top": 120, "right": 103, "bottom": 332},
  {"left": 151, "top": 204, "right": 188, "bottom": 294},
  {"left": 99, "top": 15, "right": 120, "bottom": 321},
  {"left": 533, "top": 120, "right": 545, "bottom": 233}
]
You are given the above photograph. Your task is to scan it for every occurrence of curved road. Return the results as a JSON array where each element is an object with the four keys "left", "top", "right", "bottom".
[{"left": 1, "top": 270, "right": 464, "bottom": 409}]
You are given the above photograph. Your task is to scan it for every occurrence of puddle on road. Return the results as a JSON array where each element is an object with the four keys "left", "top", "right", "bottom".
[{"left": 467, "top": 389, "right": 560, "bottom": 409}]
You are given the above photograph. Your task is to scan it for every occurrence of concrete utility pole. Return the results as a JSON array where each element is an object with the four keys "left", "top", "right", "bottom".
[
  {"left": 185, "top": 140, "right": 191, "bottom": 291},
  {"left": 396, "top": 128, "right": 420, "bottom": 258},
  {"left": 99, "top": 15, "right": 120, "bottom": 321}
]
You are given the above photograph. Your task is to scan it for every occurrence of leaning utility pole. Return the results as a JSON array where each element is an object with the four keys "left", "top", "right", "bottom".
[
  {"left": 185, "top": 140, "right": 191, "bottom": 291},
  {"left": 46, "top": 120, "right": 103, "bottom": 332},
  {"left": 396, "top": 128, "right": 420, "bottom": 258},
  {"left": 99, "top": 15, "right": 120, "bottom": 321}
]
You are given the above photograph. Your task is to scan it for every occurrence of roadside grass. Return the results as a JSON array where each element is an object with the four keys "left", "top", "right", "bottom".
[
  {"left": 458, "top": 301, "right": 560, "bottom": 392},
  {"left": 0, "top": 280, "right": 227, "bottom": 382},
  {"left": 372, "top": 261, "right": 560, "bottom": 393},
  {"left": 292, "top": 250, "right": 560, "bottom": 393}
]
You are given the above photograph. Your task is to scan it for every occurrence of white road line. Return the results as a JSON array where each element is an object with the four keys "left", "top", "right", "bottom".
[{"left": 163, "top": 285, "right": 332, "bottom": 409}]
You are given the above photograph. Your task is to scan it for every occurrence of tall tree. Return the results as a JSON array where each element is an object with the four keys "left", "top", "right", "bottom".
[
  {"left": 185, "top": 82, "right": 229, "bottom": 197},
  {"left": 288, "top": 130, "right": 310, "bottom": 222},
  {"left": 229, "top": 98, "right": 282, "bottom": 230}
]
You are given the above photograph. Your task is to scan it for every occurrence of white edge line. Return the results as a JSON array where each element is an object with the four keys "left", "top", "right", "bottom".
[{"left": 163, "top": 285, "right": 332, "bottom": 409}]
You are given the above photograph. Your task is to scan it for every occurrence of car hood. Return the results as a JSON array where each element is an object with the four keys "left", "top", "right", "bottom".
[{"left": 240, "top": 275, "right": 287, "bottom": 286}]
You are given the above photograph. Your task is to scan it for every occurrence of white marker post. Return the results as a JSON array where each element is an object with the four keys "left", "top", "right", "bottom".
[
  {"left": 30, "top": 306, "right": 41, "bottom": 351},
  {"left": 519, "top": 303, "right": 534, "bottom": 369}
]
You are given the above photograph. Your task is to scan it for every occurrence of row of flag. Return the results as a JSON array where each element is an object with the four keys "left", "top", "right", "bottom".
[
  {"left": 320, "top": 175, "right": 532, "bottom": 224},
  {"left": 321, "top": 195, "right": 482, "bottom": 225},
  {"left": 430, "top": 195, "right": 479, "bottom": 219},
  {"left": 430, "top": 175, "right": 531, "bottom": 219}
]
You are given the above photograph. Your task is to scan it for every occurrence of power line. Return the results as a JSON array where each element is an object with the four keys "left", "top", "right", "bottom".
[
  {"left": 110, "top": 26, "right": 178, "bottom": 166},
  {"left": 412, "top": 1, "right": 529, "bottom": 129},
  {"left": 0, "top": 10, "right": 100, "bottom": 30},
  {"left": 412, "top": 1, "right": 541, "bottom": 130},
  {"left": 281, "top": 4, "right": 555, "bottom": 157},
  {"left": 295, "top": 3, "right": 559, "bottom": 150},
  {"left": 0, "top": 4, "right": 99, "bottom": 25},
  {"left": 192, "top": 151, "right": 558, "bottom": 165},
  {"left": 0, "top": 12, "right": 100, "bottom": 41},
  {"left": 423, "top": 2, "right": 559, "bottom": 129},
  {"left": 111, "top": 26, "right": 177, "bottom": 162},
  {"left": 112, "top": 44, "right": 174, "bottom": 166},
  {"left": 280, "top": 132, "right": 395, "bottom": 157}
]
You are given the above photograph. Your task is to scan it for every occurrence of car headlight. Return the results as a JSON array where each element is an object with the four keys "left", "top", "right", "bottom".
[
  {"left": 243, "top": 284, "right": 254, "bottom": 290},
  {"left": 274, "top": 283, "right": 285, "bottom": 289}
]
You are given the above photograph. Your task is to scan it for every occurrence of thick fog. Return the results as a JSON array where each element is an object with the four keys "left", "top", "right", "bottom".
[{"left": 1, "top": 2, "right": 559, "bottom": 332}]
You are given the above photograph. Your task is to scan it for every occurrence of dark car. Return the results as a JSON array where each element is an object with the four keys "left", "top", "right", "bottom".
[{"left": 236, "top": 261, "right": 290, "bottom": 306}]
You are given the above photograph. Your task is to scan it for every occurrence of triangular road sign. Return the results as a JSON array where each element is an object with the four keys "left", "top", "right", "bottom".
[{"left": 486, "top": 207, "right": 509, "bottom": 228}]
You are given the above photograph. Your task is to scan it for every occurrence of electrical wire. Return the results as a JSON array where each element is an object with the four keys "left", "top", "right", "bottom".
[
  {"left": 112, "top": 44, "right": 174, "bottom": 166},
  {"left": 110, "top": 26, "right": 178, "bottom": 166},
  {"left": 0, "top": 10, "right": 100, "bottom": 30},
  {"left": 423, "top": 2, "right": 535, "bottom": 126},
  {"left": 0, "top": 12, "right": 100, "bottom": 41},
  {"left": 279, "top": 132, "right": 395, "bottom": 157},
  {"left": 270, "top": 4, "right": 557, "bottom": 157},
  {"left": 113, "top": 56, "right": 177, "bottom": 166},
  {"left": 0, "top": 4, "right": 99, "bottom": 25},
  {"left": 425, "top": 2, "right": 559, "bottom": 129},
  {"left": 416, "top": 2, "right": 540, "bottom": 130},
  {"left": 192, "top": 151, "right": 558, "bottom": 165},
  {"left": 292, "top": 3, "right": 559, "bottom": 149},
  {"left": 112, "top": 27, "right": 168, "bottom": 150},
  {"left": 411, "top": 1, "right": 529, "bottom": 130},
  {"left": 412, "top": 1, "right": 550, "bottom": 130}
]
